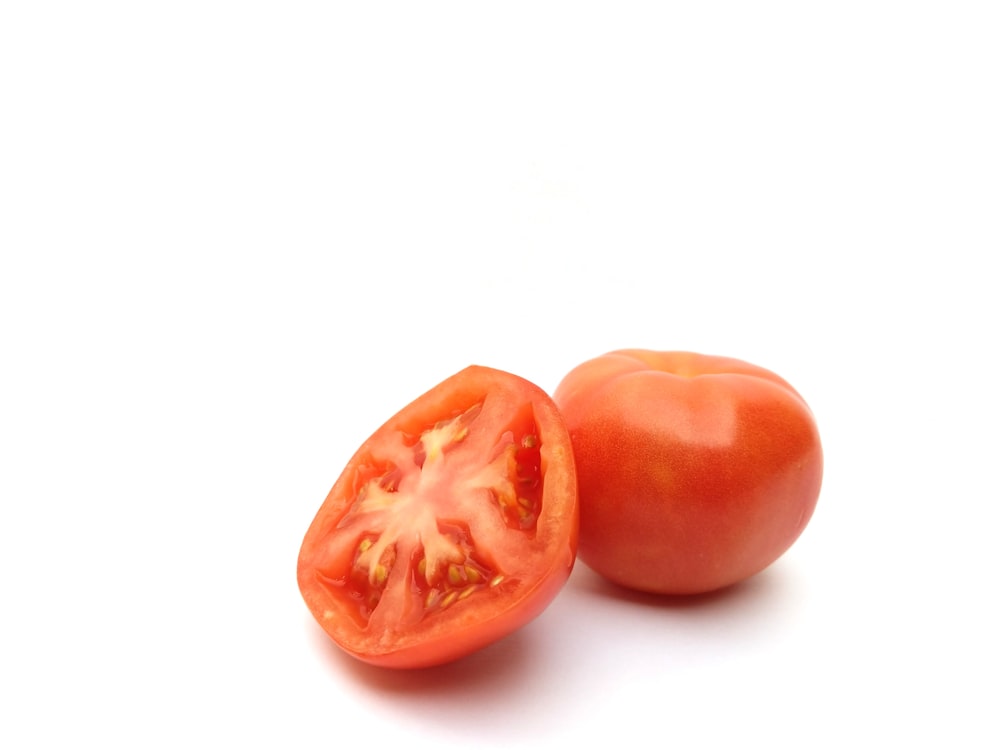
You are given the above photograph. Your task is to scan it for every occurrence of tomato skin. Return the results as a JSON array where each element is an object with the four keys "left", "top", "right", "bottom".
[
  {"left": 553, "top": 350, "right": 822, "bottom": 595},
  {"left": 298, "top": 366, "right": 578, "bottom": 668}
]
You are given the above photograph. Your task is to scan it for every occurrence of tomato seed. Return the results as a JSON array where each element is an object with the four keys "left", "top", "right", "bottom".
[{"left": 458, "top": 585, "right": 477, "bottom": 601}]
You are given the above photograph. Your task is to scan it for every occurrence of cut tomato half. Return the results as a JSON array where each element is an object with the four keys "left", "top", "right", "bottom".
[{"left": 298, "top": 366, "right": 578, "bottom": 668}]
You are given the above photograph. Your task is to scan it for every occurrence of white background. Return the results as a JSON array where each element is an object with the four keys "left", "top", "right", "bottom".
[{"left": 2, "top": 2, "right": 998, "bottom": 747}]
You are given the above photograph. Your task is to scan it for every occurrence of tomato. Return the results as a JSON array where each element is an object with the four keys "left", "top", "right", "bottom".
[
  {"left": 298, "top": 366, "right": 578, "bottom": 668},
  {"left": 553, "top": 350, "right": 822, "bottom": 595}
]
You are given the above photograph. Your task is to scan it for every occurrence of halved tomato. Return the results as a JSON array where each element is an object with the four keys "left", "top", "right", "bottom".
[{"left": 298, "top": 366, "right": 578, "bottom": 668}]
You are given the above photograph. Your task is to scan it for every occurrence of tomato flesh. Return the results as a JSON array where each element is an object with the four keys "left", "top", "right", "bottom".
[{"left": 298, "top": 366, "right": 577, "bottom": 668}]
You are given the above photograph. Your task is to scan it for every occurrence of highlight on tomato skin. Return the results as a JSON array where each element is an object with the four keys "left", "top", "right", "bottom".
[
  {"left": 553, "top": 349, "right": 823, "bottom": 596},
  {"left": 297, "top": 365, "right": 578, "bottom": 669}
]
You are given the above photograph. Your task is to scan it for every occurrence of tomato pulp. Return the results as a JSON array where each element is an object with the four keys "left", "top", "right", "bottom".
[
  {"left": 554, "top": 350, "right": 823, "bottom": 595},
  {"left": 298, "top": 366, "right": 578, "bottom": 668}
]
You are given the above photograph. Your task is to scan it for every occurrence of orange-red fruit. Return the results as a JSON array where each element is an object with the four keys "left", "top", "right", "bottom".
[
  {"left": 553, "top": 350, "right": 823, "bottom": 595},
  {"left": 298, "top": 366, "right": 578, "bottom": 668}
]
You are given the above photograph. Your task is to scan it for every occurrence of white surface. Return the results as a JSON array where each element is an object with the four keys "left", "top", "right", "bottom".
[{"left": 2, "top": 2, "right": 998, "bottom": 747}]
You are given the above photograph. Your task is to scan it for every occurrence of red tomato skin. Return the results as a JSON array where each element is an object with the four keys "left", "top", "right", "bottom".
[
  {"left": 298, "top": 366, "right": 578, "bottom": 668},
  {"left": 553, "top": 350, "right": 822, "bottom": 595}
]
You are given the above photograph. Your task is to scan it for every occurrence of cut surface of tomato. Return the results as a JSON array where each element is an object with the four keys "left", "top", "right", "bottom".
[{"left": 298, "top": 366, "right": 578, "bottom": 668}]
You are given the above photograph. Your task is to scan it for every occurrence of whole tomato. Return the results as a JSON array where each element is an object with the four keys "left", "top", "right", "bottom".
[{"left": 553, "top": 350, "right": 823, "bottom": 595}]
